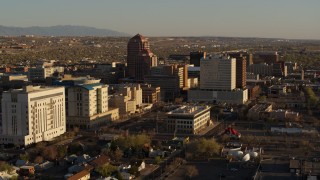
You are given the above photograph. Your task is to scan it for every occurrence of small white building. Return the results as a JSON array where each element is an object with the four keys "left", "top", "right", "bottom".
[{"left": 166, "top": 105, "right": 211, "bottom": 134}]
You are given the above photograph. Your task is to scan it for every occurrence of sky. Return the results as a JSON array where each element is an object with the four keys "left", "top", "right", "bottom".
[{"left": 0, "top": 0, "right": 319, "bottom": 39}]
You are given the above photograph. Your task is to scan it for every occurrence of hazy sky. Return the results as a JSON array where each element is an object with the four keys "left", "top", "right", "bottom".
[{"left": 0, "top": 0, "right": 319, "bottom": 39}]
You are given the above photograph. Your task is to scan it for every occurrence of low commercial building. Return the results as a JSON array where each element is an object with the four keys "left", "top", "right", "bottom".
[
  {"left": 188, "top": 89, "right": 248, "bottom": 104},
  {"left": 269, "top": 109, "right": 299, "bottom": 121},
  {"left": 247, "top": 103, "right": 273, "bottom": 120},
  {"left": 166, "top": 105, "right": 211, "bottom": 135},
  {"left": 1, "top": 86, "right": 66, "bottom": 146}
]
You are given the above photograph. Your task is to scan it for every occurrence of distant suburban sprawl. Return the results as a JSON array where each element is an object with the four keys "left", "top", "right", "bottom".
[{"left": 0, "top": 33, "right": 320, "bottom": 180}]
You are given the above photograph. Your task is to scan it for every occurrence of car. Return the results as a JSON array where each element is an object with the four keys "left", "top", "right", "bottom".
[{"left": 230, "top": 168, "right": 238, "bottom": 171}]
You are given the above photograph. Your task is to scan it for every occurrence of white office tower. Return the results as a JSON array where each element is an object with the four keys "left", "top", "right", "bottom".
[
  {"left": 188, "top": 55, "right": 248, "bottom": 104},
  {"left": 1, "top": 86, "right": 66, "bottom": 146},
  {"left": 200, "top": 56, "right": 236, "bottom": 90}
]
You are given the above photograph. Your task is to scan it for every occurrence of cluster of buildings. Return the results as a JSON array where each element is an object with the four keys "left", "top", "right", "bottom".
[{"left": 0, "top": 33, "right": 315, "bottom": 146}]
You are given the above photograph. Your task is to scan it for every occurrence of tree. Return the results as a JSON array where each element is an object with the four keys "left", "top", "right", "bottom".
[
  {"left": 20, "top": 153, "right": 29, "bottom": 161},
  {"left": 128, "top": 165, "right": 140, "bottom": 177},
  {"left": 96, "top": 163, "right": 117, "bottom": 177},
  {"left": 112, "top": 149, "right": 123, "bottom": 161},
  {"left": 0, "top": 161, "right": 13, "bottom": 172},
  {"left": 115, "top": 171, "right": 124, "bottom": 180},
  {"left": 184, "top": 165, "right": 199, "bottom": 179},
  {"left": 34, "top": 156, "right": 44, "bottom": 164},
  {"left": 187, "top": 138, "right": 221, "bottom": 159},
  {"left": 68, "top": 143, "right": 83, "bottom": 155},
  {"left": 57, "top": 146, "right": 68, "bottom": 159},
  {"left": 42, "top": 147, "right": 58, "bottom": 161},
  {"left": 154, "top": 156, "right": 162, "bottom": 164}
]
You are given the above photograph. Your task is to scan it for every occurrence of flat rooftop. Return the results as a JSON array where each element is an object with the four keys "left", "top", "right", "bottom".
[
  {"left": 168, "top": 105, "right": 210, "bottom": 116},
  {"left": 249, "top": 103, "right": 272, "bottom": 112}
]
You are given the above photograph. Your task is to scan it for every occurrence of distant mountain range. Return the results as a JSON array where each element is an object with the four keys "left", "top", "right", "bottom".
[{"left": 0, "top": 25, "right": 130, "bottom": 37}]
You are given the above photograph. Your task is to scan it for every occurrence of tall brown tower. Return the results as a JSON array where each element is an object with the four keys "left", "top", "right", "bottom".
[
  {"left": 127, "top": 34, "right": 157, "bottom": 81},
  {"left": 236, "top": 58, "right": 246, "bottom": 89}
]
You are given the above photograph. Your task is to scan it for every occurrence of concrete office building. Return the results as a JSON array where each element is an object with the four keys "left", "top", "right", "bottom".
[
  {"left": 188, "top": 55, "right": 248, "bottom": 104},
  {"left": 145, "top": 64, "right": 188, "bottom": 101},
  {"left": 166, "top": 105, "right": 211, "bottom": 135},
  {"left": 28, "top": 60, "right": 64, "bottom": 81},
  {"left": 1, "top": 86, "right": 66, "bottom": 146},
  {"left": 200, "top": 56, "right": 236, "bottom": 91},
  {"left": 109, "top": 84, "right": 143, "bottom": 115},
  {"left": 67, "top": 83, "right": 119, "bottom": 129},
  {"left": 188, "top": 89, "right": 248, "bottom": 104}
]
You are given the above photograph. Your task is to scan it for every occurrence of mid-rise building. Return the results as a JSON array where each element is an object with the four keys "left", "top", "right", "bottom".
[
  {"left": 253, "top": 51, "right": 279, "bottom": 65},
  {"left": 188, "top": 55, "right": 248, "bottom": 104},
  {"left": 141, "top": 84, "right": 161, "bottom": 104},
  {"left": 127, "top": 34, "right": 157, "bottom": 81},
  {"left": 109, "top": 84, "right": 143, "bottom": 115},
  {"left": 190, "top": 51, "right": 206, "bottom": 67},
  {"left": 200, "top": 56, "right": 236, "bottom": 91},
  {"left": 145, "top": 64, "right": 188, "bottom": 101},
  {"left": 67, "top": 83, "right": 119, "bottom": 129},
  {"left": 228, "top": 51, "right": 253, "bottom": 66},
  {"left": 1, "top": 86, "right": 66, "bottom": 146},
  {"left": 28, "top": 66, "right": 64, "bottom": 81},
  {"left": 166, "top": 105, "right": 211, "bottom": 134}
]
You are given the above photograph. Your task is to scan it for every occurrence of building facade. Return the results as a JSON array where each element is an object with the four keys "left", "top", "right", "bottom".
[
  {"left": 200, "top": 56, "right": 236, "bottom": 91},
  {"left": 127, "top": 34, "right": 157, "bottom": 81},
  {"left": 188, "top": 55, "right": 248, "bottom": 104},
  {"left": 166, "top": 106, "right": 211, "bottom": 135},
  {"left": 236, "top": 58, "right": 247, "bottom": 89},
  {"left": 67, "top": 83, "right": 119, "bottom": 129},
  {"left": 190, "top": 51, "right": 206, "bottom": 67},
  {"left": 141, "top": 84, "right": 161, "bottom": 104},
  {"left": 109, "top": 84, "right": 143, "bottom": 115},
  {"left": 1, "top": 86, "right": 66, "bottom": 146}
]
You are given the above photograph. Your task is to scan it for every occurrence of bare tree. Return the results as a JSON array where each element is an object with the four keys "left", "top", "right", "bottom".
[{"left": 184, "top": 165, "right": 199, "bottom": 179}]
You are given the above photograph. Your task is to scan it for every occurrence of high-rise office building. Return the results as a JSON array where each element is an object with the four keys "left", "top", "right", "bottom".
[
  {"left": 190, "top": 51, "right": 206, "bottom": 67},
  {"left": 127, "top": 34, "right": 157, "bottom": 81},
  {"left": 200, "top": 56, "right": 236, "bottom": 91},
  {"left": 1, "top": 86, "right": 66, "bottom": 146},
  {"left": 189, "top": 55, "right": 248, "bottom": 104}
]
